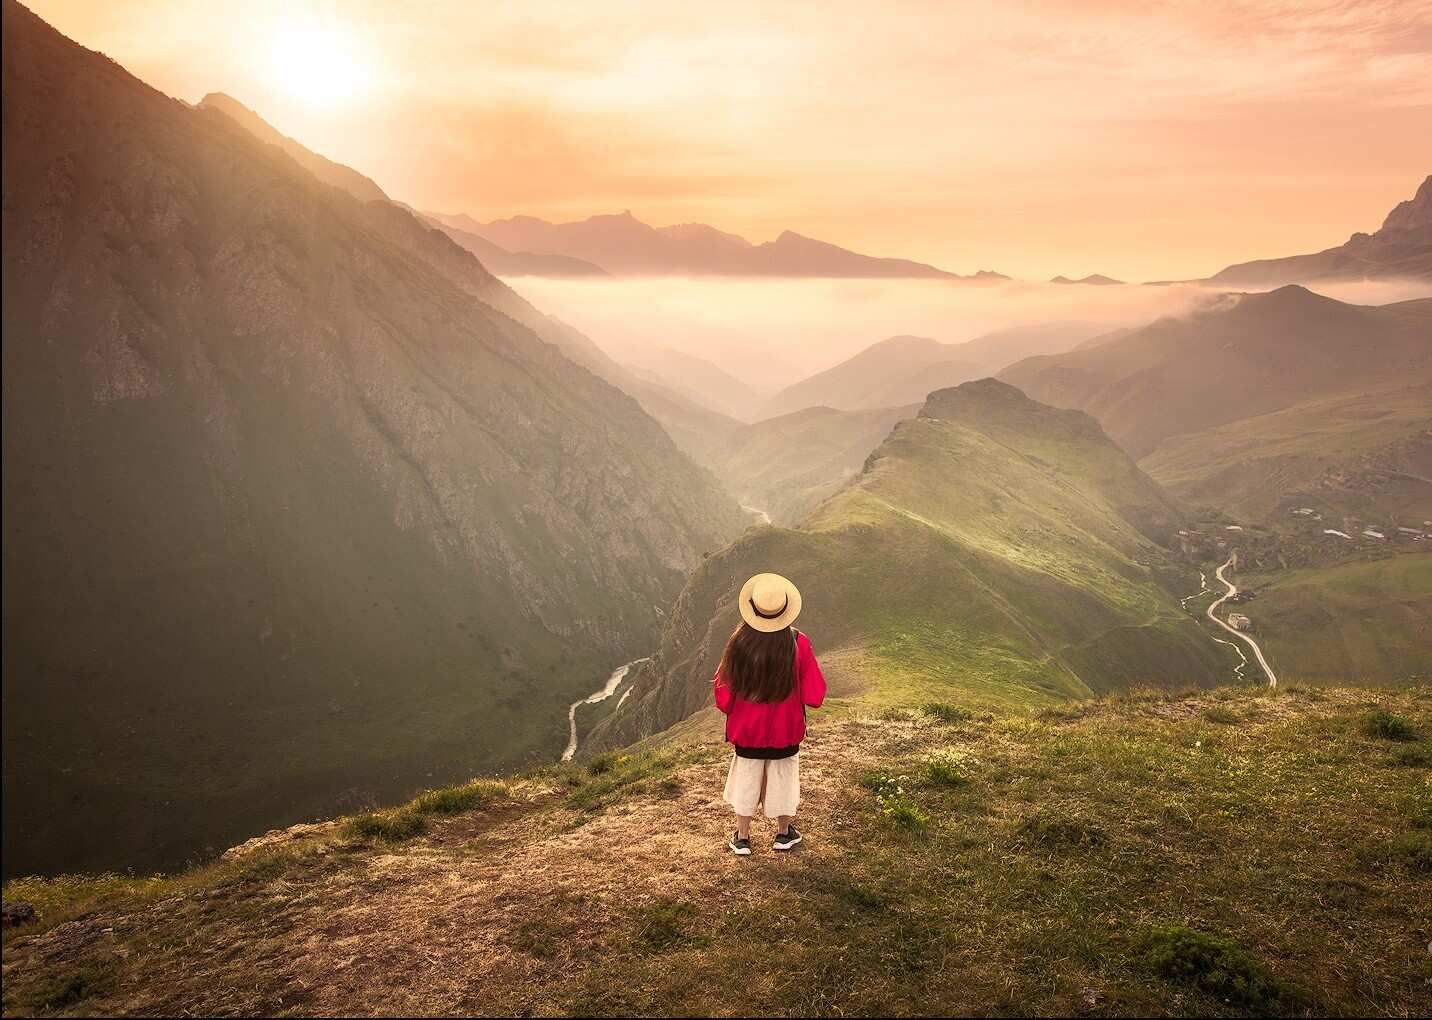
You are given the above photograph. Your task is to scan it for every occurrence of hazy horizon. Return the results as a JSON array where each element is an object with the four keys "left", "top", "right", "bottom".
[
  {"left": 511, "top": 274, "right": 1432, "bottom": 391},
  {"left": 25, "top": 0, "right": 1432, "bottom": 282}
]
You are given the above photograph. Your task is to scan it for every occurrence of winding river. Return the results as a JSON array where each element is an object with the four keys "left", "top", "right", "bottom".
[{"left": 562, "top": 658, "right": 649, "bottom": 762}]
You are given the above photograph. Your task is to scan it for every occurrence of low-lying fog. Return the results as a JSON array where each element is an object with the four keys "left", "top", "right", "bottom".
[{"left": 510, "top": 275, "right": 1432, "bottom": 392}]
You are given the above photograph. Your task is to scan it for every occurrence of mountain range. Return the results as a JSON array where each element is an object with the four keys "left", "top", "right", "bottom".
[
  {"left": 999, "top": 286, "right": 1432, "bottom": 459},
  {"left": 428, "top": 209, "right": 1008, "bottom": 280},
  {"left": 1207, "top": 175, "right": 1432, "bottom": 285},
  {"left": 0, "top": 0, "right": 744, "bottom": 876},
  {"left": 763, "top": 321, "right": 1112, "bottom": 417}
]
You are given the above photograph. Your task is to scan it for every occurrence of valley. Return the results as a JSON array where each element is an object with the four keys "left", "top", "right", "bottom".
[{"left": 1, "top": 14, "right": 1429, "bottom": 1016}]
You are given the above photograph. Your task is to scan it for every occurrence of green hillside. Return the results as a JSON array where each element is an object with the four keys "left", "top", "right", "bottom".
[
  {"left": 590, "top": 381, "right": 1230, "bottom": 749},
  {"left": 1235, "top": 556, "right": 1432, "bottom": 684},
  {"left": 999, "top": 286, "right": 1432, "bottom": 458},
  {"left": 1142, "top": 384, "right": 1432, "bottom": 524}
]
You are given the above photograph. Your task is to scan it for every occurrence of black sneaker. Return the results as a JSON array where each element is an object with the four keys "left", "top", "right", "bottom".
[
  {"left": 773, "top": 826, "right": 803, "bottom": 851},
  {"left": 728, "top": 832, "right": 752, "bottom": 856}
]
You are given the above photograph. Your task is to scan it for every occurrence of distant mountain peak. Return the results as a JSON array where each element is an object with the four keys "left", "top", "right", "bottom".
[
  {"left": 1378, "top": 174, "right": 1432, "bottom": 234},
  {"left": 1051, "top": 273, "right": 1123, "bottom": 285},
  {"left": 462, "top": 211, "right": 993, "bottom": 279},
  {"left": 1209, "top": 174, "right": 1432, "bottom": 285}
]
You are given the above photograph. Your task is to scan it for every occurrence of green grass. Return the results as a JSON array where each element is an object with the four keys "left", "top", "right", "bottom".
[
  {"left": 341, "top": 807, "right": 426, "bottom": 842},
  {"left": 1244, "top": 556, "right": 1432, "bottom": 685},
  {"left": 565, "top": 748, "right": 701, "bottom": 812},
  {"left": 411, "top": 780, "right": 508, "bottom": 815},
  {"left": 631, "top": 898, "right": 699, "bottom": 953},
  {"left": 341, "top": 778, "right": 510, "bottom": 843},
  {"left": 920, "top": 749, "right": 973, "bottom": 787},
  {"left": 922, "top": 701, "right": 974, "bottom": 723}
]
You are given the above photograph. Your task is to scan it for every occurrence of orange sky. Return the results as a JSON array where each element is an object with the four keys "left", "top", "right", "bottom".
[{"left": 29, "top": 0, "right": 1432, "bottom": 280}]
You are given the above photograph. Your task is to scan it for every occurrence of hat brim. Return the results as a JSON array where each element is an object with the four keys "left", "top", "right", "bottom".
[{"left": 738, "top": 573, "right": 803, "bottom": 633}]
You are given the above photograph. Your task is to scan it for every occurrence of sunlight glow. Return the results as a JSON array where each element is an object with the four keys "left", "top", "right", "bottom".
[{"left": 264, "top": 13, "right": 372, "bottom": 110}]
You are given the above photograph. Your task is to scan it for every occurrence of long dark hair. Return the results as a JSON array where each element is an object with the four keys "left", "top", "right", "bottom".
[{"left": 718, "top": 622, "right": 796, "bottom": 704}]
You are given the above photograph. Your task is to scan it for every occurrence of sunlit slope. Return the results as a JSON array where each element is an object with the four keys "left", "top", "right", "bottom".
[
  {"left": 1142, "top": 384, "right": 1432, "bottom": 523},
  {"left": 591, "top": 381, "right": 1227, "bottom": 748}
]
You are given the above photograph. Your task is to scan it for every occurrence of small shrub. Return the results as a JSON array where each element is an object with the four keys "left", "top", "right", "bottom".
[
  {"left": 1359, "top": 710, "right": 1417, "bottom": 741},
  {"left": 412, "top": 780, "right": 505, "bottom": 816},
  {"left": 633, "top": 897, "right": 696, "bottom": 953},
  {"left": 878, "top": 706, "right": 915, "bottom": 722},
  {"left": 921, "top": 749, "right": 974, "bottom": 788},
  {"left": 588, "top": 752, "right": 620, "bottom": 775},
  {"left": 864, "top": 772, "right": 929, "bottom": 829},
  {"left": 1202, "top": 706, "right": 1241, "bottom": 725},
  {"left": 923, "top": 702, "right": 973, "bottom": 724},
  {"left": 1141, "top": 925, "right": 1288, "bottom": 1011},
  {"left": 883, "top": 800, "right": 931, "bottom": 829},
  {"left": 342, "top": 807, "right": 425, "bottom": 842}
]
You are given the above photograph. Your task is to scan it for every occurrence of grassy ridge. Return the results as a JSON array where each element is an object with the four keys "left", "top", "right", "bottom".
[
  {"left": 5, "top": 685, "right": 1428, "bottom": 1017},
  {"left": 590, "top": 381, "right": 1231, "bottom": 751}
]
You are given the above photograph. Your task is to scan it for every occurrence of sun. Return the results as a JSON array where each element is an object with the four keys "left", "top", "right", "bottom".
[{"left": 264, "top": 14, "right": 372, "bottom": 111}]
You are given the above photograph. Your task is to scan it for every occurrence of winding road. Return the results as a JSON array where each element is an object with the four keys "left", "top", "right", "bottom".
[{"left": 1205, "top": 555, "right": 1278, "bottom": 688}]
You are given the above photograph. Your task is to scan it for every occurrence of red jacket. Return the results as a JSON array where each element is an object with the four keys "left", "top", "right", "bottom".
[{"left": 713, "top": 630, "right": 827, "bottom": 749}]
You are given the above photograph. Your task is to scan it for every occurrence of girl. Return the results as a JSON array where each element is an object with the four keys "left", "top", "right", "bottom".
[{"left": 714, "top": 572, "right": 826, "bottom": 855}]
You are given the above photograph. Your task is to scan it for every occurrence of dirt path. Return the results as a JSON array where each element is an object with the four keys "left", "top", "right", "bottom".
[{"left": 1206, "top": 555, "right": 1278, "bottom": 688}]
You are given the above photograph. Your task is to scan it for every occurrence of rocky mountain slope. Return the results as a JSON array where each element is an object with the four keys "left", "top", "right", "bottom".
[
  {"left": 765, "top": 322, "right": 1110, "bottom": 417},
  {"left": 5, "top": 684, "right": 1427, "bottom": 1016},
  {"left": 590, "top": 380, "right": 1225, "bottom": 751},
  {"left": 0, "top": 0, "right": 743, "bottom": 878},
  {"left": 1208, "top": 174, "right": 1432, "bottom": 285},
  {"left": 195, "top": 90, "right": 739, "bottom": 465},
  {"left": 447, "top": 209, "right": 1005, "bottom": 279},
  {"left": 999, "top": 286, "right": 1432, "bottom": 459}
]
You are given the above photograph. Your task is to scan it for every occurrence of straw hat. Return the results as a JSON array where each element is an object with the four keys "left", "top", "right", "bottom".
[{"left": 738, "top": 572, "right": 802, "bottom": 632}]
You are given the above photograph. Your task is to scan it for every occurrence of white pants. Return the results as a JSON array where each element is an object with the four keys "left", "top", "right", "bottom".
[{"left": 723, "top": 752, "right": 800, "bottom": 818}]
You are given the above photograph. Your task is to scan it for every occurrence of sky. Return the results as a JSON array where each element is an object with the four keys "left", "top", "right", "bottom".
[{"left": 29, "top": 0, "right": 1432, "bottom": 280}]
